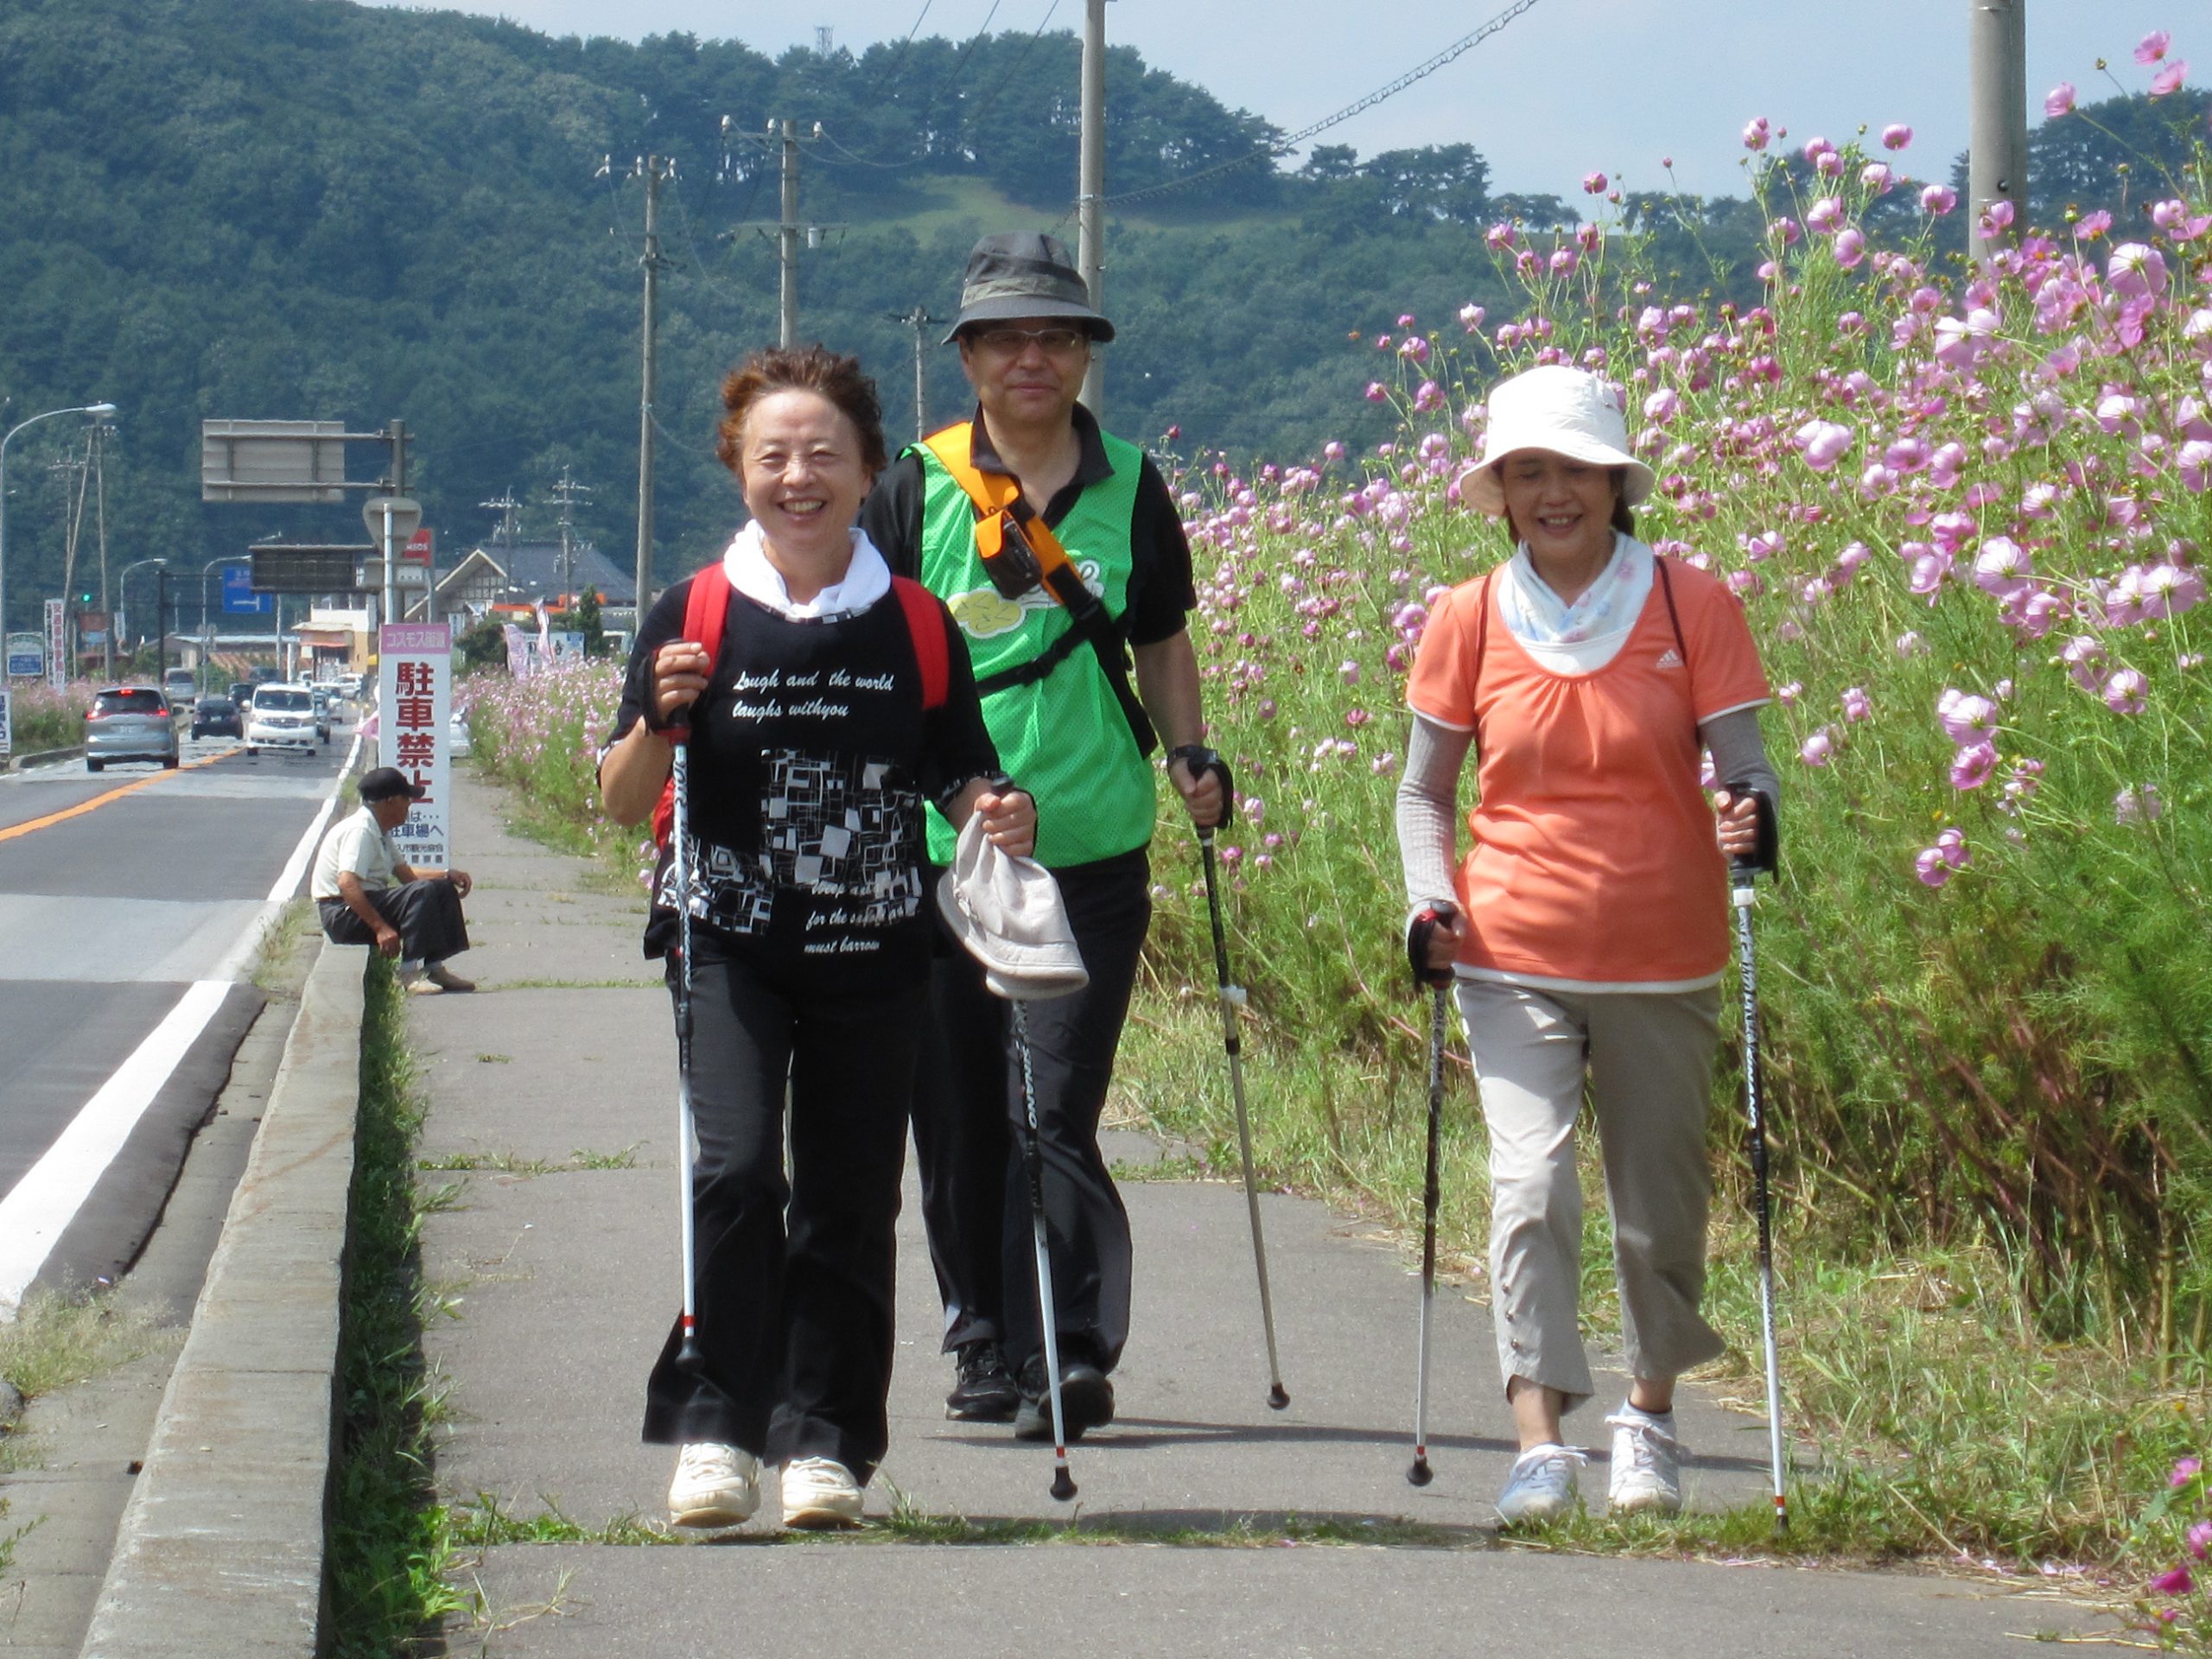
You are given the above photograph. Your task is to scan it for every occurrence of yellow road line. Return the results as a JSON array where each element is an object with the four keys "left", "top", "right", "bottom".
[{"left": 0, "top": 750, "right": 234, "bottom": 844}]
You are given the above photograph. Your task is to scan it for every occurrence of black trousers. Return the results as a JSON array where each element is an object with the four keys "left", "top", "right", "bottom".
[
  {"left": 911, "top": 849, "right": 1151, "bottom": 1375},
  {"left": 641, "top": 950, "right": 925, "bottom": 1482},
  {"left": 316, "top": 881, "right": 469, "bottom": 963}
]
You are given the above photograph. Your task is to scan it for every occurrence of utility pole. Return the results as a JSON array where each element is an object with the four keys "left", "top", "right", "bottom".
[
  {"left": 637, "top": 155, "right": 671, "bottom": 622},
  {"left": 551, "top": 468, "right": 591, "bottom": 596},
  {"left": 1968, "top": 0, "right": 2030, "bottom": 260},
  {"left": 51, "top": 441, "right": 90, "bottom": 664},
  {"left": 776, "top": 118, "right": 802, "bottom": 348},
  {"left": 379, "top": 418, "right": 410, "bottom": 632},
  {"left": 1077, "top": 0, "right": 1106, "bottom": 413},
  {"left": 94, "top": 423, "right": 111, "bottom": 677},
  {"left": 480, "top": 490, "right": 522, "bottom": 552},
  {"left": 890, "top": 308, "right": 938, "bottom": 441}
]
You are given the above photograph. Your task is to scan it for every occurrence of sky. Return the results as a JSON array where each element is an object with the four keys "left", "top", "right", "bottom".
[{"left": 363, "top": 1, "right": 2190, "bottom": 200}]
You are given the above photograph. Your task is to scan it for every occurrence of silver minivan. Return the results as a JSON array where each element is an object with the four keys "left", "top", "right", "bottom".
[{"left": 85, "top": 686, "right": 181, "bottom": 772}]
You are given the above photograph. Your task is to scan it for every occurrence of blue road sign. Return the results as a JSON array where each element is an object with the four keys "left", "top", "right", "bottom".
[{"left": 223, "top": 564, "right": 274, "bottom": 614}]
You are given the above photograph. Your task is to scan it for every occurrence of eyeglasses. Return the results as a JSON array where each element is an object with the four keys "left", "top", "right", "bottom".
[{"left": 969, "top": 326, "right": 1091, "bottom": 357}]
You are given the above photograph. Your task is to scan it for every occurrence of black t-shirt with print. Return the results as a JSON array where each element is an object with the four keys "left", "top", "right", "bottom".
[{"left": 609, "top": 575, "right": 1001, "bottom": 990}]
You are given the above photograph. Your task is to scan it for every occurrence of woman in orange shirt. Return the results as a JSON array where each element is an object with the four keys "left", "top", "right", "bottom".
[{"left": 1395, "top": 365, "right": 1778, "bottom": 1525}]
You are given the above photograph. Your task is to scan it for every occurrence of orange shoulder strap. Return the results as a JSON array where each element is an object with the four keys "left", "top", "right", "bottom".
[{"left": 920, "top": 423, "right": 1079, "bottom": 579}]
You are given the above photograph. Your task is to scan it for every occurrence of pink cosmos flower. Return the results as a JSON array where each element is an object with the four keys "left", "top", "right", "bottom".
[
  {"left": 1323, "top": 441, "right": 1344, "bottom": 462},
  {"left": 1459, "top": 302, "right": 1486, "bottom": 333},
  {"left": 1972, "top": 537, "right": 2035, "bottom": 599},
  {"left": 1795, "top": 419, "right": 1854, "bottom": 471},
  {"left": 1949, "top": 742, "right": 1998, "bottom": 790},
  {"left": 2180, "top": 440, "right": 2212, "bottom": 492},
  {"left": 2150, "top": 1566, "right": 2193, "bottom": 1596},
  {"left": 2187, "top": 1519, "right": 2212, "bottom": 1560},
  {"left": 1398, "top": 334, "right": 1431, "bottom": 364},
  {"left": 1896, "top": 630, "right": 1929, "bottom": 657},
  {"left": 1798, "top": 730, "right": 1834, "bottom": 766},
  {"left": 1921, "top": 184, "right": 1958, "bottom": 215},
  {"left": 1338, "top": 660, "right": 1361, "bottom": 686},
  {"left": 1743, "top": 117, "right": 1770, "bottom": 151},
  {"left": 2174, "top": 1458, "right": 2203, "bottom": 1487},
  {"left": 1485, "top": 222, "right": 1517, "bottom": 251},
  {"left": 2104, "top": 668, "right": 2149, "bottom": 714},
  {"left": 1807, "top": 196, "right": 1845, "bottom": 234},
  {"left": 1860, "top": 162, "right": 1894, "bottom": 194},
  {"left": 1550, "top": 246, "right": 1580, "bottom": 276},
  {"left": 1914, "top": 849, "right": 1953, "bottom": 887},
  {"left": 2076, "top": 208, "right": 2113, "bottom": 239},
  {"left": 1882, "top": 124, "right": 1913, "bottom": 149},
  {"left": 2152, "top": 60, "right": 2188, "bottom": 98},
  {"left": 1364, "top": 382, "right": 1388, "bottom": 403},
  {"left": 1936, "top": 827, "right": 1970, "bottom": 868},
  {"left": 1840, "top": 686, "right": 1872, "bottom": 721},
  {"left": 1643, "top": 387, "right": 1681, "bottom": 425},
  {"left": 2137, "top": 30, "right": 2172, "bottom": 63},
  {"left": 1938, "top": 689, "right": 1999, "bottom": 747},
  {"left": 2044, "top": 83, "right": 2076, "bottom": 118},
  {"left": 1583, "top": 170, "right": 1608, "bottom": 194},
  {"left": 2111, "top": 243, "right": 2171, "bottom": 296}
]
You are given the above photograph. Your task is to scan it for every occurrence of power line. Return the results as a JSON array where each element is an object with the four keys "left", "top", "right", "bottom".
[
  {"left": 1096, "top": 0, "right": 1549, "bottom": 210},
  {"left": 806, "top": 0, "right": 1064, "bottom": 174}
]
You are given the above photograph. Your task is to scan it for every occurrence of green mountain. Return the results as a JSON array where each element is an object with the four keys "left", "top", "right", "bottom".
[{"left": 0, "top": 0, "right": 2194, "bottom": 632}]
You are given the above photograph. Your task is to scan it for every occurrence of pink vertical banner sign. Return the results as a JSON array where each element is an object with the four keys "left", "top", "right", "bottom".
[{"left": 378, "top": 622, "right": 452, "bottom": 868}]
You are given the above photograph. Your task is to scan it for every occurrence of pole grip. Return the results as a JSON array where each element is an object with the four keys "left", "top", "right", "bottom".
[{"left": 1407, "top": 906, "right": 1456, "bottom": 994}]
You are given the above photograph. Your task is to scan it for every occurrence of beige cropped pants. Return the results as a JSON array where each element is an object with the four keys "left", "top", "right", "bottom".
[{"left": 1454, "top": 978, "right": 1728, "bottom": 1408}]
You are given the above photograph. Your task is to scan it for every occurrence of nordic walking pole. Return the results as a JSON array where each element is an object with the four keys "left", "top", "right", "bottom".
[
  {"left": 669, "top": 711, "right": 702, "bottom": 1377},
  {"left": 1730, "top": 849, "right": 1788, "bottom": 1536},
  {"left": 1012, "top": 1000, "right": 1078, "bottom": 1501},
  {"left": 1194, "top": 809, "right": 1292, "bottom": 1415},
  {"left": 1406, "top": 906, "right": 1453, "bottom": 1486}
]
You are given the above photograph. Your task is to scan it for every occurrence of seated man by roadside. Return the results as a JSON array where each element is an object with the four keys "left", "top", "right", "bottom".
[{"left": 311, "top": 766, "right": 476, "bottom": 993}]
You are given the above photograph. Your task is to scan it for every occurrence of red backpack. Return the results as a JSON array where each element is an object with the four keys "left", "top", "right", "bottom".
[{"left": 650, "top": 562, "right": 950, "bottom": 848}]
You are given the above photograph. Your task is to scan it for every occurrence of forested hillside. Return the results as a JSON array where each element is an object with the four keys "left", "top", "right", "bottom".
[{"left": 0, "top": 0, "right": 2195, "bottom": 616}]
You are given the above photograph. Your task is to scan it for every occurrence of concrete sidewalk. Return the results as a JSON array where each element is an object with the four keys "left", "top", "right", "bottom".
[{"left": 413, "top": 769, "right": 2101, "bottom": 1656}]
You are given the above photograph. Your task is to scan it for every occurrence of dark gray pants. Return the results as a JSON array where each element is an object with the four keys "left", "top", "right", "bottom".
[
  {"left": 911, "top": 849, "right": 1151, "bottom": 1376},
  {"left": 317, "top": 880, "right": 470, "bottom": 964}
]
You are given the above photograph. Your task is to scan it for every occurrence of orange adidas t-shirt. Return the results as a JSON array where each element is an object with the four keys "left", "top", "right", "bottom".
[{"left": 1406, "top": 560, "right": 1770, "bottom": 986}]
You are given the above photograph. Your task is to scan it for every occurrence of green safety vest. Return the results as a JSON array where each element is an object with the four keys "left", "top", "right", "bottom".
[{"left": 913, "top": 424, "right": 1153, "bottom": 867}]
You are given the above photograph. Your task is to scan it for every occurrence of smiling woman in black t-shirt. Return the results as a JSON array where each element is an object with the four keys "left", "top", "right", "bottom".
[{"left": 600, "top": 345, "right": 1033, "bottom": 1532}]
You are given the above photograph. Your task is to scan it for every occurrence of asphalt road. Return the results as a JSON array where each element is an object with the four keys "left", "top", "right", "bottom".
[{"left": 0, "top": 715, "right": 352, "bottom": 1307}]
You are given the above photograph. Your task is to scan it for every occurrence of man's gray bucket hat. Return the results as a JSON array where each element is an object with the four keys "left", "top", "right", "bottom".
[{"left": 943, "top": 232, "right": 1116, "bottom": 344}]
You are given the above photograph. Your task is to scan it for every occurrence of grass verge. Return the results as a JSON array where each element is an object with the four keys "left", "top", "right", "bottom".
[
  {"left": 1113, "top": 982, "right": 2207, "bottom": 1637},
  {"left": 326, "top": 956, "right": 465, "bottom": 1655}
]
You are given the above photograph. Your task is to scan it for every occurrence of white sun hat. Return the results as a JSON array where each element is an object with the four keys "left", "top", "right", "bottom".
[
  {"left": 1463, "top": 365, "right": 1656, "bottom": 518},
  {"left": 935, "top": 813, "right": 1089, "bottom": 1001}
]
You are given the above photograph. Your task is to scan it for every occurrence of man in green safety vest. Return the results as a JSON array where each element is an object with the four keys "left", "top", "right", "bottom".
[{"left": 861, "top": 231, "right": 1223, "bottom": 1442}]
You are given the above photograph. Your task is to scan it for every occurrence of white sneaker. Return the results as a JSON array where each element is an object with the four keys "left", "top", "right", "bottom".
[
  {"left": 1605, "top": 1406, "right": 1685, "bottom": 1515},
  {"left": 667, "top": 1442, "right": 760, "bottom": 1529},
  {"left": 780, "top": 1456, "right": 865, "bottom": 1529},
  {"left": 1496, "top": 1443, "right": 1587, "bottom": 1526}
]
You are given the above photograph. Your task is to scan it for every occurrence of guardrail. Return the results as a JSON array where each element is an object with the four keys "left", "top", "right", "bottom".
[{"left": 77, "top": 942, "right": 365, "bottom": 1659}]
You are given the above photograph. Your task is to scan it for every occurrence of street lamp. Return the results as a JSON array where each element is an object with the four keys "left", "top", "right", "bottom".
[
  {"left": 0, "top": 403, "right": 117, "bottom": 669},
  {"left": 116, "top": 557, "right": 166, "bottom": 678}
]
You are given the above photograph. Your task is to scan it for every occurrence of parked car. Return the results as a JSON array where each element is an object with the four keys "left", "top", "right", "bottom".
[
  {"left": 162, "top": 667, "right": 198, "bottom": 708},
  {"left": 309, "top": 684, "right": 334, "bottom": 742},
  {"left": 85, "top": 686, "right": 181, "bottom": 772},
  {"left": 191, "top": 696, "right": 242, "bottom": 741},
  {"left": 244, "top": 683, "right": 321, "bottom": 755}
]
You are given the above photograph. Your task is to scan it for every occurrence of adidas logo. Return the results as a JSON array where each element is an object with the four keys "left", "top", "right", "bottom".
[{"left": 1656, "top": 647, "right": 1684, "bottom": 670}]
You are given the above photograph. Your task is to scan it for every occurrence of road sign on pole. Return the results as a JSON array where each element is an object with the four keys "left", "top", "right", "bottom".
[{"left": 5, "top": 631, "right": 42, "bottom": 678}]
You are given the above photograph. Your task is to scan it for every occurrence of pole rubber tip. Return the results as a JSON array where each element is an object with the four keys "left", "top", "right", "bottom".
[
  {"left": 1050, "top": 1467, "right": 1077, "bottom": 1502},
  {"left": 1267, "top": 1384, "right": 1289, "bottom": 1410},
  {"left": 1407, "top": 1457, "right": 1433, "bottom": 1487}
]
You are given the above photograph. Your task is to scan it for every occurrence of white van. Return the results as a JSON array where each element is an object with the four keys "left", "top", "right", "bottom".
[{"left": 245, "top": 683, "right": 321, "bottom": 754}]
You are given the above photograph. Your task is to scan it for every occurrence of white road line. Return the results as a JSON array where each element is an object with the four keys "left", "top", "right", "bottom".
[
  {"left": 0, "top": 979, "right": 231, "bottom": 1317},
  {"left": 0, "top": 732, "right": 364, "bottom": 1316},
  {"left": 206, "top": 729, "right": 362, "bottom": 984}
]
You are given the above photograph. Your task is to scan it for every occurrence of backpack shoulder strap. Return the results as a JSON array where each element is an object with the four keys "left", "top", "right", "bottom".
[
  {"left": 891, "top": 575, "right": 948, "bottom": 710},
  {"left": 1471, "top": 570, "right": 1494, "bottom": 757},
  {"left": 682, "top": 559, "right": 733, "bottom": 673},
  {"left": 1653, "top": 555, "right": 1694, "bottom": 722}
]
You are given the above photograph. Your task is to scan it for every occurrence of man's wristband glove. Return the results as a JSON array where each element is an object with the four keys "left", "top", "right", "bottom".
[
  {"left": 1407, "top": 904, "right": 1458, "bottom": 993},
  {"left": 1170, "top": 743, "right": 1235, "bottom": 832},
  {"left": 1727, "top": 785, "right": 1779, "bottom": 877}
]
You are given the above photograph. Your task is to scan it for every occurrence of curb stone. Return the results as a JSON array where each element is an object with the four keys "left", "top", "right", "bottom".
[{"left": 74, "top": 940, "right": 365, "bottom": 1659}]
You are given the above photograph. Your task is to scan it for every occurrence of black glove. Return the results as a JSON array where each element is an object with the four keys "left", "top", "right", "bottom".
[
  {"left": 1406, "top": 904, "right": 1458, "bottom": 993},
  {"left": 1171, "top": 743, "right": 1236, "bottom": 833}
]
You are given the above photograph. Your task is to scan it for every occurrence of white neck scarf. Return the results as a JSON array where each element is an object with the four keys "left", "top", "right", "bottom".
[
  {"left": 1498, "top": 531, "right": 1655, "bottom": 674},
  {"left": 721, "top": 520, "right": 892, "bottom": 621}
]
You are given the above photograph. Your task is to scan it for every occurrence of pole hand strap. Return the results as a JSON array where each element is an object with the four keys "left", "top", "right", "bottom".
[
  {"left": 1407, "top": 904, "right": 1458, "bottom": 994},
  {"left": 1170, "top": 743, "right": 1234, "bottom": 832},
  {"left": 1726, "top": 784, "right": 1780, "bottom": 878}
]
